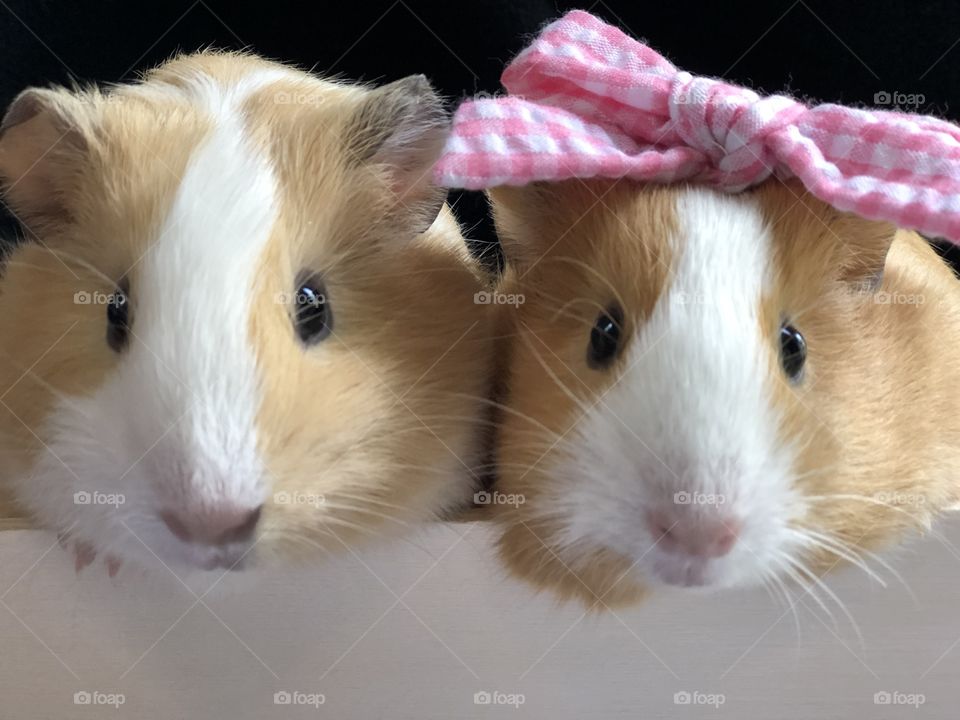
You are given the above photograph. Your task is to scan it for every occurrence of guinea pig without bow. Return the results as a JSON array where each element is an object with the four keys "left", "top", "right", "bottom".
[{"left": 0, "top": 52, "right": 496, "bottom": 575}]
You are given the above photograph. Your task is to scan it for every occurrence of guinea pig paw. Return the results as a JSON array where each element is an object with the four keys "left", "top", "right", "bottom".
[
  {"left": 57, "top": 534, "right": 96, "bottom": 574},
  {"left": 57, "top": 533, "right": 122, "bottom": 578},
  {"left": 105, "top": 555, "right": 122, "bottom": 578},
  {"left": 72, "top": 541, "right": 97, "bottom": 574}
]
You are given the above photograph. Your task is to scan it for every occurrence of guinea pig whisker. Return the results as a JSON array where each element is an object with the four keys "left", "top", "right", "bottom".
[
  {"left": 327, "top": 266, "right": 488, "bottom": 284},
  {"left": 787, "top": 528, "right": 886, "bottom": 588},
  {"left": 788, "top": 463, "right": 841, "bottom": 483},
  {"left": 798, "top": 526, "right": 919, "bottom": 604},
  {"left": 322, "top": 491, "right": 421, "bottom": 513},
  {"left": 1, "top": 260, "right": 74, "bottom": 276},
  {"left": 777, "top": 553, "right": 838, "bottom": 627},
  {"left": 260, "top": 528, "right": 338, "bottom": 560},
  {"left": 543, "top": 256, "right": 628, "bottom": 316},
  {"left": 520, "top": 288, "right": 613, "bottom": 331},
  {"left": 780, "top": 586, "right": 804, "bottom": 650},
  {"left": 443, "top": 392, "right": 561, "bottom": 438},
  {"left": 804, "top": 493, "right": 927, "bottom": 529},
  {"left": 36, "top": 246, "right": 119, "bottom": 288},
  {"left": 778, "top": 557, "right": 831, "bottom": 646},
  {"left": 19, "top": 370, "right": 89, "bottom": 413},
  {"left": 758, "top": 572, "right": 782, "bottom": 610},
  {"left": 766, "top": 558, "right": 803, "bottom": 645},
  {"left": 312, "top": 515, "right": 385, "bottom": 538},
  {"left": 519, "top": 331, "right": 595, "bottom": 419},
  {"left": 782, "top": 551, "right": 866, "bottom": 651},
  {"left": 407, "top": 414, "right": 502, "bottom": 429},
  {"left": 317, "top": 502, "right": 411, "bottom": 528}
]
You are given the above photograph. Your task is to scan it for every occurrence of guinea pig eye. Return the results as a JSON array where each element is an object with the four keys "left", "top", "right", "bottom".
[
  {"left": 106, "top": 284, "right": 130, "bottom": 352},
  {"left": 587, "top": 305, "right": 624, "bottom": 369},
  {"left": 779, "top": 323, "right": 806, "bottom": 381},
  {"left": 293, "top": 276, "right": 332, "bottom": 344}
]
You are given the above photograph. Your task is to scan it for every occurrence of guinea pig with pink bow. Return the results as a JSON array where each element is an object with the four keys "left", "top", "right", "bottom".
[
  {"left": 437, "top": 10, "right": 960, "bottom": 607},
  {"left": 488, "top": 177, "right": 960, "bottom": 606}
]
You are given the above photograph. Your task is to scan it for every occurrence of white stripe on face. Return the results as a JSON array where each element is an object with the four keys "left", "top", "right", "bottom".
[
  {"left": 554, "top": 187, "right": 800, "bottom": 589},
  {"left": 31, "top": 69, "right": 288, "bottom": 566}
]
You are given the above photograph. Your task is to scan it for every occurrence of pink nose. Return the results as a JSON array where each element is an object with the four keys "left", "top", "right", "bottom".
[
  {"left": 646, "top": 509, "right": 740, "bottom": 558},
  {"left": 160, "top": 505, "right": 262, "bottom": 546}
]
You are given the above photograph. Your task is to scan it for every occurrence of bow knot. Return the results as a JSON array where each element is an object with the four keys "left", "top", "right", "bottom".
[{"left": 669, "top": 73, "right": 806, "bottom": 187}]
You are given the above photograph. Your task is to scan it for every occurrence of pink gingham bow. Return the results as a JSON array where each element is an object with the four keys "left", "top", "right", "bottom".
[{"left": 434, "top": 10, "right": 960, "bottom": 242}]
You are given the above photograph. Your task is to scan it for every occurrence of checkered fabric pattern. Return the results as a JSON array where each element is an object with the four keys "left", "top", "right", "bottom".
[{"left": 434, "top": 10, "right": 960, "bottom": 242}]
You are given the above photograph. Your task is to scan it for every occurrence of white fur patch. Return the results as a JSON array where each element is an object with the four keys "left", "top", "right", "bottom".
[
  {"left": 544, "top": 187, "right": 804, "bottom": 589},
  {"left": 19, "top": 69, "right": 284, "bottom": 569}
]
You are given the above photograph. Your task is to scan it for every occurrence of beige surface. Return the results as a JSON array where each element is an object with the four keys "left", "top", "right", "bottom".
[{"left": 0, "top": 520, "right": 958, "bottom": 719}]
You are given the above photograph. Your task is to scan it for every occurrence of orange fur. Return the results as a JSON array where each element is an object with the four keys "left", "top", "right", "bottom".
[
  {"left": 491, "top": 177, "right": 960, "bottom": 607},
  {"left": 0, "top": 51, "right": 496, "bottom": 563}
]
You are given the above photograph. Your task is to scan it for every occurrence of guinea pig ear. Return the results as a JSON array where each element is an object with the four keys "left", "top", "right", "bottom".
[
  {"left": 832, "top": 213, "right": 897, "bottom": 289},
  {"left": 0, "top": 87, "right": 91, "bottom": 231},
  {"left": 350, "top": 75, "right": 449, "bottom": 234},
  {"left": 488, "top": 182, "right": 560, "bottom": 270}
]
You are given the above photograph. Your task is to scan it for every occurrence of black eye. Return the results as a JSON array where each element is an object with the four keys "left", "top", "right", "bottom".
[
  {"left": 106, "top": 284, "right": 130, "bottom": 352},
  {"left": 587, "top": 305, "right": 624, "bottom": 369},
  {"left": 293, "top": 276, "right": 332, "bottom": 344},
  {"left": 779, "top": 323, "right": 806, "bottom": 380}
]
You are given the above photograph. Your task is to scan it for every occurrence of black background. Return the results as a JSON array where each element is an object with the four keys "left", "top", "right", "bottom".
[{"left": 1, "top": 0, "right": 958, "bottom": 263}]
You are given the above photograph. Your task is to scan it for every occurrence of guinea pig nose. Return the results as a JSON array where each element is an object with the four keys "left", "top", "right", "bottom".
[
  {"left": 160, "top": 505, "right": 262, "bottom": 546},
  {"left": 646, "top": 509, "right": 740, "bottom": 559}
]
